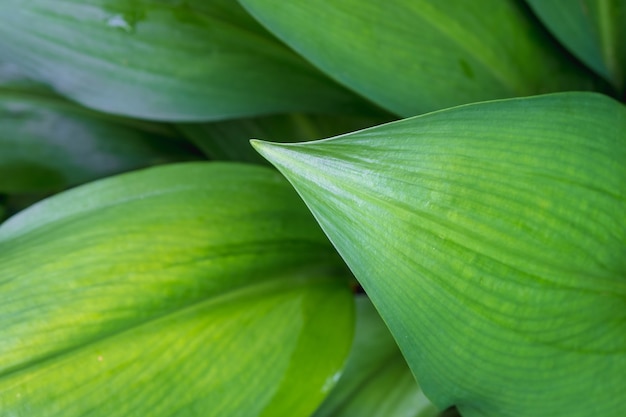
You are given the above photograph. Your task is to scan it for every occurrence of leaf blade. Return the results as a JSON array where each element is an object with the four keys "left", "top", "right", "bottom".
[
  {"left": 0, "top": 1, "right": 370, "bottom": 121},
  {"left": 0, "top": 162, "right": 354, "bottom": 417},
  {"left": 252, "top": 92, "right": 626, "bottom": 417},
  {"left": 525, "top": 0, "right": 626, "bottom": 92},
  {"left": 240, "top": 0, "right": 602, "bottom": 116}
]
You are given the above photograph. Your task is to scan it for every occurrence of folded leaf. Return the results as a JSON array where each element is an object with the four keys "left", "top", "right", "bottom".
[
  {"left": 525, "top": 0, "right": 626, "bottom": 93},
  {"left": 0, "top": 89, "right": 196, "bottom": 193},
  {"left": 0, "top": 1, "right": 369, "bottom": 121},
  {"left": 313, "top": 295, "right": 438, "bottom": 417},
  {"left": 240, "top": 0, "right": 601, "bottom": 116},
  {"left": 0, "top": 162, "right": 354, "bottom": 417},
  {"left": 252, "top": 92, "right": 626, "bottom": 417}
]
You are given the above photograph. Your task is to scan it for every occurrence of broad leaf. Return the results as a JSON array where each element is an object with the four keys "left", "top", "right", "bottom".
[
  {"left": 0, "top": 1, "right": 370, "bottom": 121},
  {"left": 178, "top": 113, "right": 392, "bottom": 165},
  {"left": 0, "top": 88, "right": 196, "bottom": 193},
  {"left": 526, "top": 0, "right": 626, "bottom": 93},
  {"left": 0, "top": 162, "right": 354, "bottom": 417},
  {"left": 313, "top": 295, "right": 438, "bottom": 417},
  {"left": 252, "top": 92, "right": 626, "bottom": 417},
  {"left": 239, "top": 0, "right": 602, "bottom": 117}
]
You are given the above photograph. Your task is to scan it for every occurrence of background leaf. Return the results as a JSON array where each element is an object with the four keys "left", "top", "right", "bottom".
[
  {"left": 253, "top": 93, "right": 626, "bottom": 417},
  {"left": 178, "top": 112, "right": 392, "bottom": 165},
  {"left": 0, "top": 162, "right": 354, "bottom": 417},
  {"left": 0, "top": 0, "right": 373, "bottom": 121},
  {"left": 239, "top": 0, "right": 602, "bottom": 117},
  {"left": 313, "top": 295, "right": 439, "bottom": 417},
  {"left": 0, "top": 86, "right": 197, "bottom": 194},
  {"left": 525, "top": 0, "right": 626, "bottom": 93}
]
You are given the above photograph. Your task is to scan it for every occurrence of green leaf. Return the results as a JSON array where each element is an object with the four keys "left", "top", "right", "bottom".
[
  {"left": 314, "top": 295, "right": 438, "bottom": 417},
  {"left": 0, "top": 162, "right": 354, "bottom": 417},
  {"left": 0, "top": 1, "right": 371, "bottom": 121},
  {"left": 252, "top": 92, "right": 626, "bottom": 417},
  {"left": 525, "top": 0, "right": 626, "bottom": 93},
  {"left": 178, "top": 112, "right": 392, "bottom": 165},
  {"left": 0, "top": 88, "right": 197, "bottom": 193},
  {"left": 240, "top": 0, "right": 602, "bottom": 116}
]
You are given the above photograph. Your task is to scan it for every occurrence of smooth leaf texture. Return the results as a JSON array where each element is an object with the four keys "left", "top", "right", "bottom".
[
  {"left": 313, "top": 295, "right": 438, "bottom": 417},
  {"left": 253, "top": 92, "right": 626, "bottom": 417},
  {"left": 178, "top": 112, "right": 392, "bottom": 165},
  {"left": 0, "top": 162, "right": 354, "bottom": 417},
  {"left": 240, "top": 0, "right": 601, "bottom": 117},
  {"left": 526, "top": 0, "right": 626, "bottom": 93},
  {"left": 0, "top": 0, "right": 370, "bottom": 121},
  {"left": 0, "top": 88, "right": 196, "bottom": 193}
]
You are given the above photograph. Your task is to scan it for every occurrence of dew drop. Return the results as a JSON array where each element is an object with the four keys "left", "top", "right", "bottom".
[{"left": 106, "top": 14, "right": 133, "bottom": 32}]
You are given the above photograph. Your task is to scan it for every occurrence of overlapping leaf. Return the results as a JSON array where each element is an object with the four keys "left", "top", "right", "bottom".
[
  {"left": 253, "top": 92, "right": 626, "bottom": 417},
  {"left": 313, "top": 295, "right": 438, "bottom": 417},
  {"left": 0, "top": 87, "right": 196, "bottom": 193},
  {"left": 526, "top": 0, "right": 626, "bottom": 93},
  {"left": 178, "top": 112, "right": 392, "bottom": 165},
  {"left": 0, "top": 0, "right": 371, "bottom": 121},
  {"left": 0, "top": 162, "right": 354, "bottom": 417},
  {"left": 240, "top": 0, "right": 601, "bottom": 116}
]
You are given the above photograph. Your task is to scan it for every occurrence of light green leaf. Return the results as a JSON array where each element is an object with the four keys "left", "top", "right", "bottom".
[
  {"left": 0, "top": 162, "right": 354, "bottom": 417},
  {"left": 252, "top": 92, "right": 626, "bottom": 417},
  {"left": 525, "top": 0, "right": 626, "bottom": 93},
  {"left": 314, "top": 295, "right": 438, "bottom": 417},
  {"left": 0, "top": 1, "right": 370, "bottom": 121},
  {"left": 178, "top": 112, "right": 392, "bottom": 165},
  {"left": 239, "top": 0, "right": 602, "bottom": 117},
  {"left": 0, "top": 89, "right": 197, "bottom": 193}
]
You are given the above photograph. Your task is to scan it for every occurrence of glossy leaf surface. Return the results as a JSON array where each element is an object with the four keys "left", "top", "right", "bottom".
[
  {"left": 240, "top": 0, "right": 600, "bottom": 116},
  {"left": 253, "top": 93, "right": 626, "bottom": 417},
  {"left": 0, "top": 0, "right": 367, "bottom": 121},
  {"left": 526, "top": 0, "right": 626, "bottom": 92},
  {"left": 313, "top": 295, "right": 438, "bottom": 417},
  {"left": 0, "top": 88, "right": 195, "bottom": 193},
  {"left": 0, "top": 162, "right": 354, "bottom": 417}
]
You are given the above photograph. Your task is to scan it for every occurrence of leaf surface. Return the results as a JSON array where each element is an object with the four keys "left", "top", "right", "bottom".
[
  {"left": 0, "top": 0, "right": 369, "bottom": 121},
  {"left": 313, "top": 295, "right": 438, "bottom": 417},
  {"left": 0, "top": 88, "right": 196, "bottom": 193},
  {"left": 240, "top": 0, "right": 601, "bottom": 116},
  {"left": 252, "top": 93, "right": 626, "bottom": 417},
  {"left": 0, "top": 162, "right": 354, "bottom": 417},
  {"left": 526, "top": 0, "right": 626, "bottom": 92}
]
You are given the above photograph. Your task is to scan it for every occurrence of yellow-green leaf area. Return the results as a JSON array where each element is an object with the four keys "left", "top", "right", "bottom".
[{"left": 0, "top": 162, "right": 354, "bottom": 417}]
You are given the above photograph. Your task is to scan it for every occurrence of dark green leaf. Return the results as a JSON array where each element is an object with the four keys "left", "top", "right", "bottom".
[
  {"left": 0, "top": 1, "right": 371, "bottom": 121},
  {"left": 178, "top": 113, "right": 393, "bottom": 165},
  {"left": 0, "top": 89, "right": 196, "bottom": 193},
  {"left": 252, "top": 92, "right": 626, "bottom": 417},
  {"left": 314, "top": 295, "right": 438, "bottom": 417},
  {"left": 240, "top": 0, "right": 602, "bottom": 116},
  {"left": 0, "top": 162, "right": 354, "bottom": 417},
  {"left": 526, "top": 0, "right": 626, "bottom": 93}
]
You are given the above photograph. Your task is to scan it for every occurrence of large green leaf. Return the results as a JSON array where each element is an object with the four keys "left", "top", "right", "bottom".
[
  {"left": 0, "top": 162, "right": 354, "bottom": 416},
  {"left": 240, "top": 0, "right": 602, "bottom": 117},
  {"left": 178, "top": 112, "right": 392, "bottom": 165},
  {"left": 0, "top": 88, "right": 197, "bottom": 193},
  {"left": 313, "top": 295, "right": 438, "bottom": 417},
  {"left": 0, "top": 1, "right": 370, "bottom": 121},
  {"left": 525, "top": 0, "right": 626, "bottom": 93},
  {"left": 252, "top": 92, "right": 626, "bottom": 417}
]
